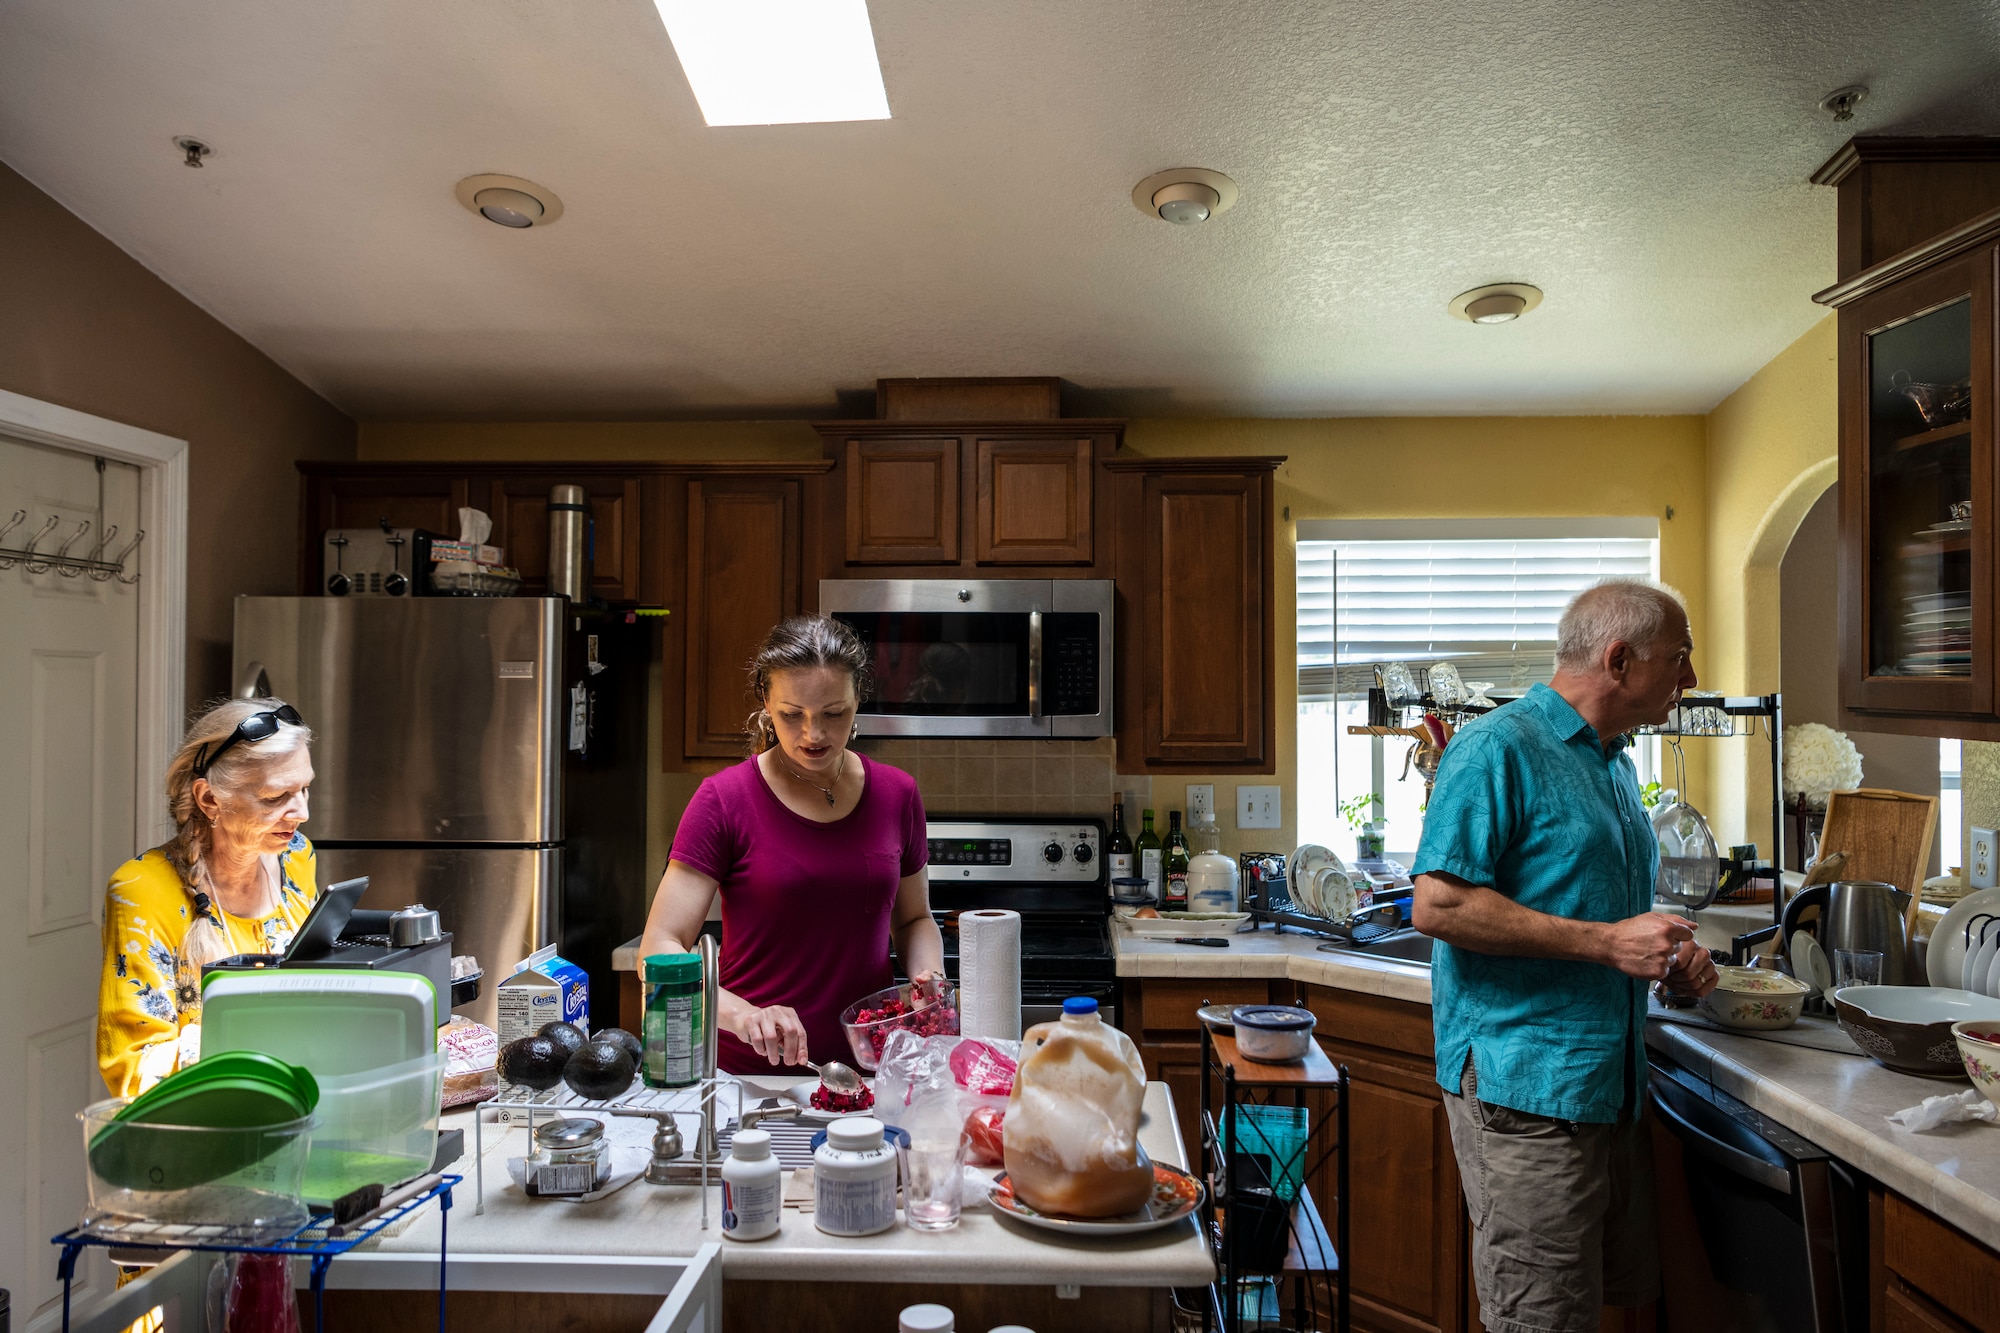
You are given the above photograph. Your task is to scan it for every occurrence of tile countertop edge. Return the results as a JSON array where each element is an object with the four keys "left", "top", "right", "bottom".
[
  {"left": 1111, "top": 924, "right": 1435, "bottom": 1005},
  {"left": 1646, "top": 1022, "right": 2000, "bottom": 1253}
]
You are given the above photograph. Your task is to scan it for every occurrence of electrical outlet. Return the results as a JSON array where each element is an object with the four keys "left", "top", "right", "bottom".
[
  {"left": 1186, "top": 784, "right": 1215, "bottom": 827},
  {"left": 1973, "top": 826, "right": 1998, "bottom": 889},
  {"left": 1237, "top": 785, "right": 1282, "bottom": 829}
]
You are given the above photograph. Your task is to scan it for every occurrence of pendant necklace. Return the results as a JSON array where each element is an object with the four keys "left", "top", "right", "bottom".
[{"left": 780, "top": 750, "right": 846, "bottom": 806}]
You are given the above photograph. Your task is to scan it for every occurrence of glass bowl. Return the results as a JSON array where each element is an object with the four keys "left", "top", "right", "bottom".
[{"left": 839, "top": 982, "right": 960, "bottom": 1072}]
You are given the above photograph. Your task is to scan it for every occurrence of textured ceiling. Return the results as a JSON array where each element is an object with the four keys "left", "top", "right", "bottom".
[{"left": 4, "top": 1, "right": 2000, "bottom": 419}]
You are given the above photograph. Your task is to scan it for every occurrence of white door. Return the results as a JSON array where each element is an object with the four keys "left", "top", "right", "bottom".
[{"left": 0, "top": 435, "right": 141, "bottom": 1322}]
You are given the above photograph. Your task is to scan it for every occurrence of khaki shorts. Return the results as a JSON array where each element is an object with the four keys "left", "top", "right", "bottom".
[{"left": 1442, "top": 1058, "right": 1660, "bottom": 1333}]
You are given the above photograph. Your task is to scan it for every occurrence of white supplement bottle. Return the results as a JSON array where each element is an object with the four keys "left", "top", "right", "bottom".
[
  {"left": 898, "top": 1305, "right": 954, "bottom": 1332},
  {"left": 814, "top": 1116, "right": 901, "bottom": 1236},
  {"left": 721, "top": 1128, "right": 782, "bottom": 1241}
]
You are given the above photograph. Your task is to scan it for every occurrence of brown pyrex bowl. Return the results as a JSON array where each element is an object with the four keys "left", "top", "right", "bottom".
[{"left": 1832, "top": 986, "right": 2000, "bottom": 1078}]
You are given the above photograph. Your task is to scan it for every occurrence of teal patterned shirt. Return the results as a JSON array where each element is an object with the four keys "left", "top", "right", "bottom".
[{"left": 1412, "top": 683, "right": 1655, "bottom": 1123}]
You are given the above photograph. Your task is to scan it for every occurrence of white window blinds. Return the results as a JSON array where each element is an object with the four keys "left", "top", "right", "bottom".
[{"left": 1297, "top": 523, "right": 1659, "bottom": 702}]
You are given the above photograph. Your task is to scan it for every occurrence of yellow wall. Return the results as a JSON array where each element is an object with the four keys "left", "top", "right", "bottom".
[
  {"left": 1701, "top": 316, "right": 1839, "bottom": 844},
  {"left": 363, "top": 414, "right": 1711, "bottom": 860}
]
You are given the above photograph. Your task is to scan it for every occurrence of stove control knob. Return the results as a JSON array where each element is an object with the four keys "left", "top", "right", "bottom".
[
  {"left": 1073, "top": 843, "right": 1094, "bottom": 864},
  {"left": 1042, "top": 842, "right": 1064, "bottom": 864}
]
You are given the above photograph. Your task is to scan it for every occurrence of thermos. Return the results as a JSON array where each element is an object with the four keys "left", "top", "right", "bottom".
[{"left": 547, "top": 483, "right": 589, "bottom": 602}]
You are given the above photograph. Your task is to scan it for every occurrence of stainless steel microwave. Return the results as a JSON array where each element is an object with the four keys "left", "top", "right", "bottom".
[{"left": 819, "top": 579, "right": 1113, "bottom": 738}]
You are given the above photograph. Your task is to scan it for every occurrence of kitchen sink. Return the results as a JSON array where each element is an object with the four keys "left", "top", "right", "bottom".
[{"left": 1320, "top": 928, "right": 1434, "bottom": 966}]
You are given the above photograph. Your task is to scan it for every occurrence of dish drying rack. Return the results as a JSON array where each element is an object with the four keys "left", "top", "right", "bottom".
[
  {"left": 50, "top": 1175, "right": 459, "bottom": 1333},
  {"left": 1237, "top": 853, "right": 1409, "bottom": 945},
  {"left": 474, "top": 935, "right": 738, "bottom": 1227}
]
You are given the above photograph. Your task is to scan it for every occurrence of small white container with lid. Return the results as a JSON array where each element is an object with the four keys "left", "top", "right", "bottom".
[
  {"left": 899, "top": 1304, "right": 955, "bottom": 1332},
  {"left": 814, "top": 1115, "right": 902, "bottom": 1236},
  {"left": 721, "top": 1127, "right": 782, "bottom": 1241}
]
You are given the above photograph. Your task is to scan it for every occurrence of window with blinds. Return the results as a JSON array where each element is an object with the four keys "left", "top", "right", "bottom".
[{"left": 1296, "top": 521, "right": 1660, "bottom": 702}]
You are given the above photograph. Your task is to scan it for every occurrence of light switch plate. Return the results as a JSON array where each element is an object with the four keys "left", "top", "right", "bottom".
[
  {"left": 1186, "top": 784, "right": 1216, "bottom": 828},
  {"left": 1973, "top": 827, "right": 1997, "bottom": 889},
  {"left": 1238, "top": 785, "right": 1282, "bottom": 829}
]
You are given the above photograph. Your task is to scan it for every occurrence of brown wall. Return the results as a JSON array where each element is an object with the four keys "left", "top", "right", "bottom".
[{"left": 0, "top": 162, "right": 355, "bottom": 709}]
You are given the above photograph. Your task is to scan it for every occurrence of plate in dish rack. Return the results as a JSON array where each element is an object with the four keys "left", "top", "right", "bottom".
[{"left": 989, "top": 1161, "right": 1204, "bottom": 1235}]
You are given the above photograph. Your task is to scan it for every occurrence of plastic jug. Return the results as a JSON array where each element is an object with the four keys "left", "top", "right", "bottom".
[{"left": 1002, "top": 998, "right": 1152, "bottom": 1218}]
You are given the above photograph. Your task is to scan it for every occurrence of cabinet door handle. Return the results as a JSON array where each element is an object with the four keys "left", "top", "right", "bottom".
[{"left": 1028, "top": 610, "right": 1043, "bottom": 720}]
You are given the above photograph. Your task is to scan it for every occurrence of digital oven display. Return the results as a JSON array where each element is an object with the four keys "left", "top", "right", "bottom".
[{"left": 927, "top": 838, "right": 1013, "bottom": 866}]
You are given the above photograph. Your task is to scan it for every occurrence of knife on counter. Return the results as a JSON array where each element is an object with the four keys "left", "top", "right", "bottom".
[{"left": 1175, "top": 936, "right": 1230, "bottom": 947}]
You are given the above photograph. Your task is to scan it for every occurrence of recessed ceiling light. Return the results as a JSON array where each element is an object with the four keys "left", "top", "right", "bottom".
[
  {"left": 1130, "top": 168, "right": 1240, "bottom": 225},
  {"left": 653, "top": 0, "right": 890, "bottom": 127},
  {"left": 1449, "top": 283, "right": 1544, "bottom": 324},
  {"left": 454, "top": 174, "right": 564, "bottom": 229}
]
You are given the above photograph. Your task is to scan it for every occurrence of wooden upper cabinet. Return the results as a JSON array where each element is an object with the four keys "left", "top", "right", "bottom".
[
  {"left": 843, "top": 438, "right": 960, "bottom": 564},
  {"left": 1109, "top": 457, "right": 1281, "bottom": 771},
  {"left": 487, "top": 475, "right": 643, "bottom": 603},
  {"left": 975, "top": 437, "right": 1093, "bottom": 564},
  {"left": 1814, "top": 172, "right": 2000, "bottom": 735},
  {"left": 684, "top": 477, "right": 803, "bottom": 757}
]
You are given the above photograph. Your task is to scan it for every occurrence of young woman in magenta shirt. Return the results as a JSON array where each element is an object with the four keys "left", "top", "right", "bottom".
[{"left": 639, "top": 615, "right": 945, "bottom": 1073}]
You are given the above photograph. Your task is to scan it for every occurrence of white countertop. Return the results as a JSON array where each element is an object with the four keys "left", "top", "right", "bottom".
[
  {"left": 1648, "top": 1021, "right": 2000, "bottom": 1250},
  {"left": 1111, "top": 922, "right": 1435, "bottom": 1004},
  {"left": 371, "top": 1081, "right": 1215, "bottom": 1287}
]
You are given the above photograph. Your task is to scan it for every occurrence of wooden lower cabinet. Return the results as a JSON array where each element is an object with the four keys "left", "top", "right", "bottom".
[
  {"left": 1126, "top": 977, "right": 1471, "bottom": 1333},
  {"left": 1879, "top": 1189, "right": 2000, "bottom": 1333}
]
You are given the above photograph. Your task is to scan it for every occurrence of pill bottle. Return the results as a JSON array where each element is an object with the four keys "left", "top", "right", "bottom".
[{"left": 720, "top": 1128, "right": 782, "bottom": 1241}]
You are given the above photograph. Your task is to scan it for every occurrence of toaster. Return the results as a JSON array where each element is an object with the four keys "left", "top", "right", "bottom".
[{"left": 321, "top": 526, "right": 442, "bottom": 597}]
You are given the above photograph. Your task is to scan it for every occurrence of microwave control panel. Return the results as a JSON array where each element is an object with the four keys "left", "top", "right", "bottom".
[{"left": 1044, "top": 613, "right": 1100, "bottom": 716}]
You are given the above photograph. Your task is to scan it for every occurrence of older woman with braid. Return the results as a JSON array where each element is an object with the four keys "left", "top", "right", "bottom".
[{"left": 97, "top": 698, "right": 317, "bottom": 1096}]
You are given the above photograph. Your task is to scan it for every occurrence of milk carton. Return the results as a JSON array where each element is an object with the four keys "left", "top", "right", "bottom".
[{"left": 497, "top": 945, "right": 590, "bottom": 1043}]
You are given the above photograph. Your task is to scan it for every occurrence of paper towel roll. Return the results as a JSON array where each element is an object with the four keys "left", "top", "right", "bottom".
[{"left": 959, "top": 909, "right": 1022, "bottom": 1041}]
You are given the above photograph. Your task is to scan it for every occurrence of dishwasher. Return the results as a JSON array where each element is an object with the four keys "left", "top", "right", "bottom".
[{"left": 1648, "top": 1058, "right": 1869, "bottom": 1333}]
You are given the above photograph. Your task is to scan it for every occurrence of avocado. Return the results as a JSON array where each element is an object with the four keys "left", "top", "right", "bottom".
[
  {"left": 563, "top": 1040, "right": 636, "bottom": 1101},
  {"left": 538, "top": 1021, "right": 587, "bottom": 1062},
  {"left": 594, "top": 1027, "right": 643, "bottom": 1064},
  {"left": 497, "top": 1035, "right": 565, "bottom": 1091}
]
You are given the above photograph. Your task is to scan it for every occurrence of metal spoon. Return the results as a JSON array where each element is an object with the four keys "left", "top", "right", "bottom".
[{"left": 804, "top": 1058, "right": 865, "bottom": 1094}]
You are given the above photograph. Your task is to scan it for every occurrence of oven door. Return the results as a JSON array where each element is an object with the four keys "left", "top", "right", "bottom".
[
  {"left": 1022, "top": 979, "right": 1118, "bottom": 1031},
  {"left": 820, "top": 580, "right": 1112, "bottom": 738}
]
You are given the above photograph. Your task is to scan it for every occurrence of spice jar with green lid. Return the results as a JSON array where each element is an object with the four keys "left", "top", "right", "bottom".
[{"left": 643, "top": 952, "right": 704, "bottom": 1088}]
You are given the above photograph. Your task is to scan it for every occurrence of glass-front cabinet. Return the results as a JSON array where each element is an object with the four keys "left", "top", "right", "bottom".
[{"left": 1834, "top": 234, "right": 1997, "bottom": 729}]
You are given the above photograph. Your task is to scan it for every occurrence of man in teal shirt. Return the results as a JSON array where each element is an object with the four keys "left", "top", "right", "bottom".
[{"left": 1414, "top": 579, "right": 1718, "bottom": 1333}]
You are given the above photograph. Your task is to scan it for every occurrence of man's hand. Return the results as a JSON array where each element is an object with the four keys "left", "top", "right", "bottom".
[
  {"left": 1599, "top": 913, "right": 1696, "bottom": 980},
  {"left": 1663, "top": 937, "right": 1720, "bottom": 997}
]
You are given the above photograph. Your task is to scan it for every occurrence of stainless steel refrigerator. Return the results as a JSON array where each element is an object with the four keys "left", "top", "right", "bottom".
[{"left": 232, "top": 596, "right": 650, "bottom": 1029}]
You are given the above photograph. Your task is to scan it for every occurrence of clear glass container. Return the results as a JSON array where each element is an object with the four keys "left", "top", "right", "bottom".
[
  {"left": 1868, "top": 297, "right": 1974, "bottom": 679},
  {"left": 79, "top": 1100, "right": 313, "bottom": 1231}
]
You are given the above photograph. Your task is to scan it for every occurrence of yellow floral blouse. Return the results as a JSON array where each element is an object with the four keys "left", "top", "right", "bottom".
[{"left": 97, "top": 834, "right": 319, "bottom": 1097}]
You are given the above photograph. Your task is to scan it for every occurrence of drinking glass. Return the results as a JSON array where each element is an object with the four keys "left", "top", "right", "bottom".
[
  {"left": 904, "top": 1133, "right": 965, "bottom": 1231},
  {"left": 1834, "top": 949, "right": 1884, "bottom": 989}
]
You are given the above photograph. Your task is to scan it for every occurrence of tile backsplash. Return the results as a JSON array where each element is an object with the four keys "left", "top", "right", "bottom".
[{"left": 853, "top": 736, "right": 1115, "bottom": 816}]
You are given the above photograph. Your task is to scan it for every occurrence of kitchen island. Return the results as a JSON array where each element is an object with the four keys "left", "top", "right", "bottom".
[{"left": 332, "top": 1079, "right": 1211, "bottom": 1332}]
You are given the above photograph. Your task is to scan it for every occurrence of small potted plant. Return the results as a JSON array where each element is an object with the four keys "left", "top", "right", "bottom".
[{"left": 1340, "top": 793, "right": 1387, "bottom": 860}]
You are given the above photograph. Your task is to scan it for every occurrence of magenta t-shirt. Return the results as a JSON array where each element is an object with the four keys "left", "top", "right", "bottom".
[{"left": 669, "top": 753, "right": 928, "bottom": 1073}]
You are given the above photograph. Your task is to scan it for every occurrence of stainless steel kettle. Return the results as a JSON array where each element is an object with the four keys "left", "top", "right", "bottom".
[{"left": 1822, "top": 880, "right": 1912, "bottom": 986}]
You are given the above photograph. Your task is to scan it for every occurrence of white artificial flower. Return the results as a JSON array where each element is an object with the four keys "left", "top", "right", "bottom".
[{"left": 1782, "top": 723, "right": 1863, "bottom": 808}]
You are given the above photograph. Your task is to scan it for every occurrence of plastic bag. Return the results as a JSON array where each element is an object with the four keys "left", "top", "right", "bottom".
[
  {"left": 439, "top": 1015, "right": 499, "bottom": 1108},
  {"left": 873, "top": 1031, "right": 1020, "bottom": 1131},
  {"left": 1002, "top": 1008, "right": 1153, "bottom": 1217}
]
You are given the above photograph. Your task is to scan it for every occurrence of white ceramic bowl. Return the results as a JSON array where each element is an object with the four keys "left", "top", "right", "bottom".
[
  {"left": 1952, "top": 1020, "right": 2000, "bottom": 1112},
  {"left": 1230, "top": 1006, "right": 1316, "bottom": 1064},
  {"left": 1695, "top": 966, "right": 1812, "bottom": 1031}
]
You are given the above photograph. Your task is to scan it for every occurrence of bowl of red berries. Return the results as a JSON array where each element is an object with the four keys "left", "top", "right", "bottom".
[{"left": 839, "top": 981, "right": 960, "bottom": 1072}]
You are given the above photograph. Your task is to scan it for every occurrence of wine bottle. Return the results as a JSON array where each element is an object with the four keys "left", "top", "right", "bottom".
[
  {"left": 1109, "top": 801, "right": 1135, "bottom": 883},
  {"left": 1136, "top": 809, "right": 1162, "bottom": 904},
  {"left": 1164, "top": 810, "right": 1190, "bottom": 909}
]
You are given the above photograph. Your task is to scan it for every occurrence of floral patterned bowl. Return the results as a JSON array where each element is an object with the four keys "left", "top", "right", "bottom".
[
  {"left": 1696, "top": 966, "right": 1812, "bottom": 1031},
  {"left": 1953, "top": 1021, "right": 2000, "bottom": 1112}
]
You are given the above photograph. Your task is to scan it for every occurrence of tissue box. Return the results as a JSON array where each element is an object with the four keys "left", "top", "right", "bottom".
[{"left": 429, "top": 540, "right": 504, "bottom": 566}]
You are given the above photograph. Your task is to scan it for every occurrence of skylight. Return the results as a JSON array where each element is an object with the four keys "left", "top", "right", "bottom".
[{"left": 654, "top": 0, "right": 892, "bottom": 127}]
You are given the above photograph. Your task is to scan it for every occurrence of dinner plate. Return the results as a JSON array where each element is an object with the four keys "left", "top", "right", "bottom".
[
  {"left": 1983, "top": 936, "right": 2000, "bottom": 999},
  {"left": 1936, "top": 889, "right": 2000, "bottom": 987},
  {"left": 989, "top": 1161, "right": 1204, "bottom": 1235},
  {"left": 1319, "top": 866, "right": 1359, "bottom": 921},
  {"left": 1965, "top": 926, "right": 2000, "bottom": 996},
  {"left": 1797, "top": 931, "right": 1833, "bottom": 995}
]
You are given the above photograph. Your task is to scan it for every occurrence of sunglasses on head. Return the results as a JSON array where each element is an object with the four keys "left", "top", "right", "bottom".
[{"left": 193, "top": 704, "right": 303, "bottom": 778}]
